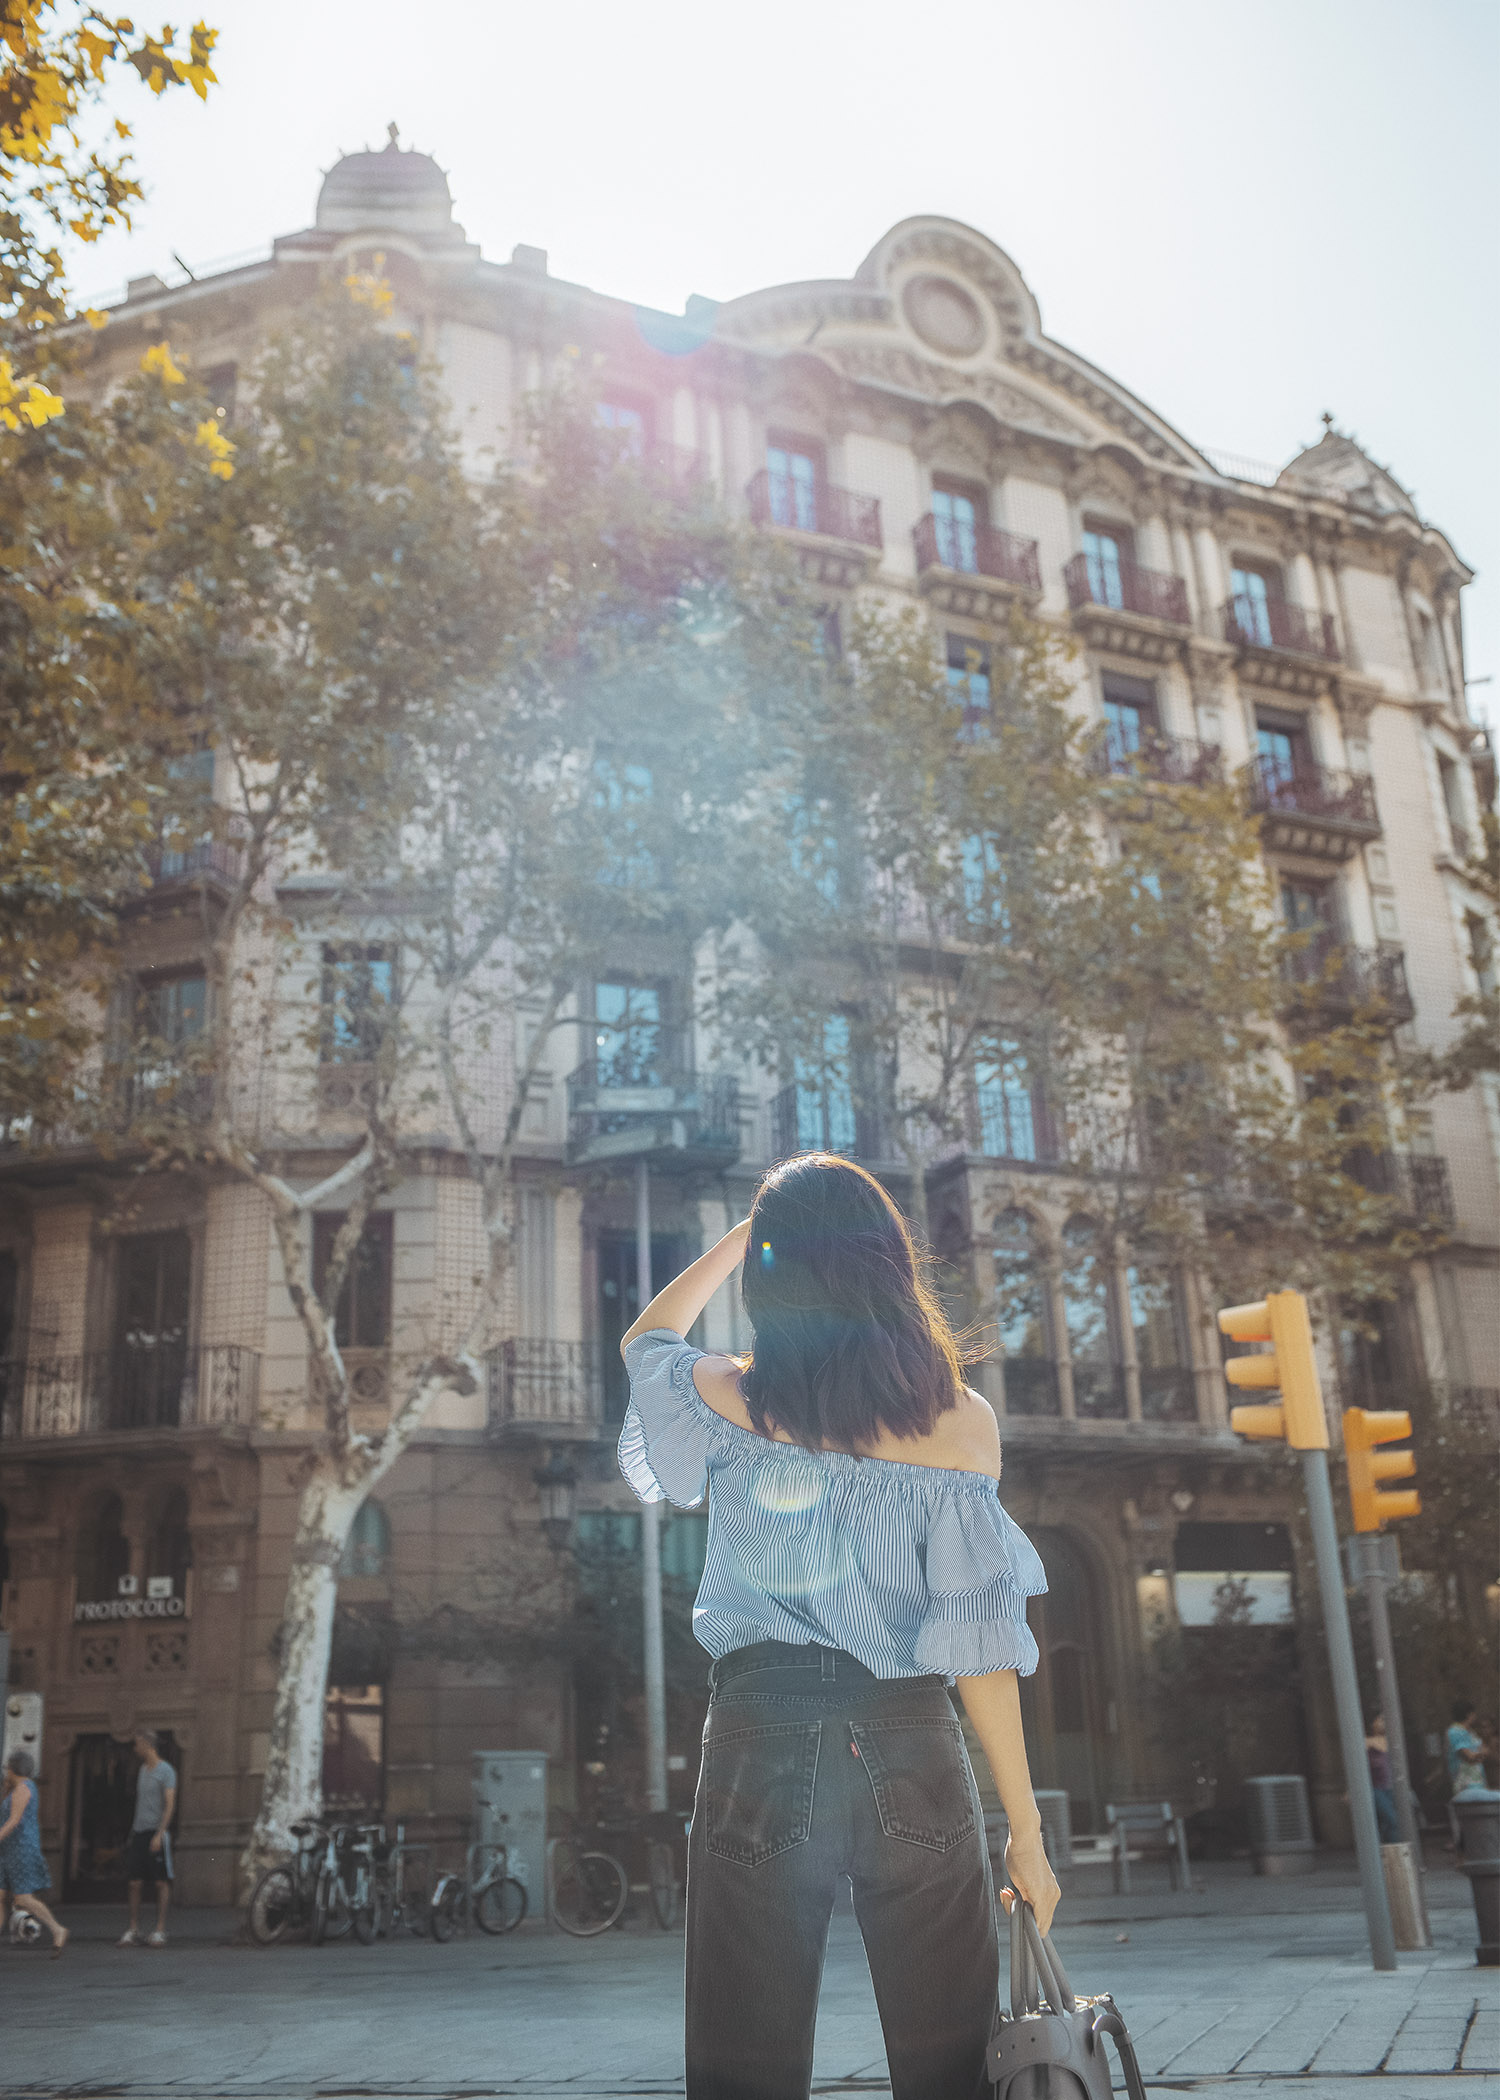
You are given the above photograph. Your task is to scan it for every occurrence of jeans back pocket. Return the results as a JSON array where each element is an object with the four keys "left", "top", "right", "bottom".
[
  {"left": 701, "top": 1720, "right": 822, "bottom": 1867},
  {"left": 850, "top": 1716, "right": 976, "bottom": 1852}
]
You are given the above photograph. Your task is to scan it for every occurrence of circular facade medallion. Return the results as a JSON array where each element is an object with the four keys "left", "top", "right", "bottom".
[{"left": 901, "top": 274, "right": 986, "bottom": 358}]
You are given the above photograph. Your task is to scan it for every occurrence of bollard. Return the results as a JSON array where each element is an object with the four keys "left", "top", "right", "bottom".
[
  {"left": 1453, "top": 1788, "right": 1500, "bottom": 1968},
  {"left": 1380, "top": 1842, "right": 1429, "bottom": 1951}
]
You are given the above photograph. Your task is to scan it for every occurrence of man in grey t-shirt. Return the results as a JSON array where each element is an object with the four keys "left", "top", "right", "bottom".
[{"left": 119, "top": 1731, "right": 177, "bottom": 1948}]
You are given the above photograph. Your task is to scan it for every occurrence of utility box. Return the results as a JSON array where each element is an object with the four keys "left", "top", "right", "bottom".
[
  {"left": 3, "top": 1691, "right": 42, "bottom": 1774},
  {"left": 1245, "top": 1773, "right": 1315, "bottom": 1875},
  {"left": 472, "top": 1750, "right": 548, "bottom": 1905}
]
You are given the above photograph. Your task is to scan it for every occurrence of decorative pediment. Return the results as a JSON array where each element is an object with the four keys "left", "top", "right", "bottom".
[{"left": 819, "top": 341, "right": 1087, "bottom": 442}]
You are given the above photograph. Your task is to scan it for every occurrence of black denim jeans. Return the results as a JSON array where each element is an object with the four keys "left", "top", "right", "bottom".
[{"left": 685, "top": 1640, "right": 999, "bottom": 2100}]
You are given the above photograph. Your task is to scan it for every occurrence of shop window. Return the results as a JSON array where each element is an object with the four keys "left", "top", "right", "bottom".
[
  {"left": 312, "top": 1212, "right": 393, "bottom": 1350},
  {"left": 339, "top": 1498, "right": 390, "bottom": 1580},
  {"left": 1173, "top": 1521, "right": 1292, "bottom": 1627},
  {"left": 1061, "top": 1216, "right": 1120, "bottom": 1418},
  {"left": 76, "top": 1492, "right": 131, "bottom": 1604},
  {"left": 322, "top": 1684, "right": 384, "bottom": 1817},
  {"left": 146, "top": 1485, "right": 191, "bottom": 1602},
  {"left": 319, "top": 944, "right": 395, "bottom": 1065}
]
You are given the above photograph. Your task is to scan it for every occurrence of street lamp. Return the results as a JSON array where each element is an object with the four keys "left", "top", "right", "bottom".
[{"left": 532, "top": 1449, "right": 577, "bottom": 1552}]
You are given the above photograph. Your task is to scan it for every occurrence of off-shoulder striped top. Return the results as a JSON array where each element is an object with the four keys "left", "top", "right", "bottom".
[{"left": 618, "top": 1329, "right": 1046, "bottom": 1681}]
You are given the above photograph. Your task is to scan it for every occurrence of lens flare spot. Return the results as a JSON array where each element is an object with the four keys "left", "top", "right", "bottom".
[{"left": 752, "top": 1468, "right": 823, "bottom": 1516}]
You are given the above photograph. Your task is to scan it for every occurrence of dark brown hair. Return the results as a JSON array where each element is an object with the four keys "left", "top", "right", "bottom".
[{"left": 738, "top": 1153, "right": 965, "bottom": 1451}]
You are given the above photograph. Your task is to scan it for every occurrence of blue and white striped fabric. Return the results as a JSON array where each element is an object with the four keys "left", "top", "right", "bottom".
[{"left": 619, "top": 1330, "right": 1046, "bottom": 1681}]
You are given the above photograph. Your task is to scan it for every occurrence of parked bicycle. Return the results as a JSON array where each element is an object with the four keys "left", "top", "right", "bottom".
[
  {"left": 431, "top": 1838, "right": 528, "bottom": 1940},
  {"left": 248, "top": 1818, "right": 336, "bottom": 1946},
  {"left": 361, "top": 1824, "right": 442, "bottom": 1941},
  {"left": 545, "top": 1806, "right": 686, "bottom": 1935}
]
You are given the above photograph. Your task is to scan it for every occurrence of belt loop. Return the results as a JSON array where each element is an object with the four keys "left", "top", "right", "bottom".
[{"left": 821, "top": 1648, "right": 836, "bottom": 1683}]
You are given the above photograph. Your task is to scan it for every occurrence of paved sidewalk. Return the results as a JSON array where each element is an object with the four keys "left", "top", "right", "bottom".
[{"left": 0, "top": 1858, "right": 1493, "bottom": 2096}]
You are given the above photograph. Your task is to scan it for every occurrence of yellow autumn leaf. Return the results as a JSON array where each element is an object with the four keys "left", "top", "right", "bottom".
[
  {"left": 141, "top": 340, "right": 185, "bottom": 384},
  {"left": 84, "top": 308, "right": 109, "bottom": 331},
  {"left": 193, "top": 417, "right": 236, "bottom": 479},
  {"left": 18, "top": 383, "right": 64, "bottom": 428}
]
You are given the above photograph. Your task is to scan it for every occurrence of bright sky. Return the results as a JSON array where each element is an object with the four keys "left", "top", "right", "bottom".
[{"left": 70, "top": 0, "right": 1499, "bottom": 731}]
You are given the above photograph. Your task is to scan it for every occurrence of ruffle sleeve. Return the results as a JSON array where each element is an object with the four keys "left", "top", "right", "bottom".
[
  {"left": 617, "top": 1330, "right": 720, "bottom": 1509},
  {"left": 913, "top": 1487, "right": 1047, "bottom": 1678}
]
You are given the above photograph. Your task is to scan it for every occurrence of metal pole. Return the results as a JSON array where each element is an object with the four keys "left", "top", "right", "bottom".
[
  {"left": 636, "top": 1156, "right": 668, "bottom": 1814},
  {"left": 1302, "top": 1448, "right": 1397, "bottom": 1970},
  {"left": 1358, "top": 1537, "right": 1431, "bottom": 1942}
]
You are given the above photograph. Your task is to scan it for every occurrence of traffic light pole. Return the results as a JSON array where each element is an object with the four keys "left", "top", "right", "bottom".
[
  {"left": 1352, "top": 1533, "right": 1431, "bottom": 1940},
  {"left": 1301, "top": 1447, "right": 1397, "bottom": 1970},
  {"left": 636, "top": 1156, "right": 668, "bottom": 1814}
]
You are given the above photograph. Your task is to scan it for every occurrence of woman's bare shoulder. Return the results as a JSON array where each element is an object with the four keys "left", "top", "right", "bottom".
[
  {"left": 923, "top": 1387, "right": 1003, "bottom": 1478},
  {"left": 690, "top": 1353, "right": 756, "bottom": 1429}
]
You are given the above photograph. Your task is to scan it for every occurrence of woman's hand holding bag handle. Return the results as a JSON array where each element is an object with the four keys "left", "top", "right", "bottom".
[{"left": 988, "top": 1896, "right": 1149, "bottom": 2100}]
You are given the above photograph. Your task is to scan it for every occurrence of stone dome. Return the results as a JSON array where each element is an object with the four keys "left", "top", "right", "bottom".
[{"left": 315, "top": 130, "right": 455, "bottom": 238}]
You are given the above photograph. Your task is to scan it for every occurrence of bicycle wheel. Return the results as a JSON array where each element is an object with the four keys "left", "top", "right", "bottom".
[
  {"left": 648, "top": 1841, "right": 679, "bottom": 1930},
  {"left": 247, "top": 1866, "right": 298, "bottom": 1946},
  {"left": 430, "top": 1875, "right": 463, "bottom": 1943},
  {"left": 310, "top": 1866, "right": 334, "bottom": 1946},
  {"left": 351, "top": 1865, "right": 381, "bottom": 1945},
  {"left": 475, "top": 1875, "right": 527, "bottom": 1934},
  {"left": 312, "top": 1869, "right": 352, "bottom": 1945},
  {"left": 551, "top": 1843, "right": 627, "bottom": 1937}
]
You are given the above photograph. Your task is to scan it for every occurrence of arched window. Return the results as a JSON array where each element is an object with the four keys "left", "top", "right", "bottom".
[
  {"left": 338, "top": 1498, "right": 390, "bottom": 1581},
  {"left": 1061, "top": 1216, "right": 1121, "bottom": 1418},
  {"left": 76, "top": 1492, "right": 130, "bottom": 1603},
  {"left": 1126, "top": 1262, "right": 1194, "bottom": 1420},
  {"left": 992, "top": 1209, "right": 1057, "bottom": 1416},
  {"left": 147, "top": 1485, "right": 192, "bottom": 1600}
]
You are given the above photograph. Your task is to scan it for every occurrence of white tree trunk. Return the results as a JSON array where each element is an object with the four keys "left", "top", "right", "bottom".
[{"left": 244, "top": 1460, "right": 369, "bottom": 1885}]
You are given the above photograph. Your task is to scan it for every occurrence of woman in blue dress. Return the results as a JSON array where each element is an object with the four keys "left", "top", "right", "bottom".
[
  {"left": 620, "top": 1152, "right": 1057, "bottom": 2100},
  {"left": 0, "top": 1750, "right": 68, "bottom": 1953}
]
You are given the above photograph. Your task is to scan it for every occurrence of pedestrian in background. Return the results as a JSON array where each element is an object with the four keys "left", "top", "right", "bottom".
[
  {"left": 0, "top": 1751, "right": 68, "bottom": 1955},
  {"left": 118, "top": 1731, "right": 176, "bottom": 1948},
  {"left": 620, "top": 1153, "right": 1056, "bottom": 2100},
  {"left": 1365, "top": 1716, "right": 1398, "bottom": 1843}
]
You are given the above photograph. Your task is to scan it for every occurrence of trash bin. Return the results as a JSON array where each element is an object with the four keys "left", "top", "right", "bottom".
[
  {"left": 1453, "top": 1788, "right": 1500, "bottom": 1968},
  {"left": 1244, "top": 1774, "right": 1316, "bottom": 1876}
]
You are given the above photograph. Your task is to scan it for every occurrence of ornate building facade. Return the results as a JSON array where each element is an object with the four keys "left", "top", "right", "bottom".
[{"left": 1, "top": 141, "right": 1494, "bottom": 1902}]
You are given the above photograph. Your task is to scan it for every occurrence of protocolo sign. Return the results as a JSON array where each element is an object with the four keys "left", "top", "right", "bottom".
[{"left": 73, "top": 1574, "right": 185, "bottom": 1623}]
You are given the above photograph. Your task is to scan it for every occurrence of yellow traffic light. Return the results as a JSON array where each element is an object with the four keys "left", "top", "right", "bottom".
[
  {"left": 1218, "top": 1289, "right": 1329, "bottom": 1450},
  {"left": 1344, "top": 1408, "right": 1420, "bottom": 1532}
]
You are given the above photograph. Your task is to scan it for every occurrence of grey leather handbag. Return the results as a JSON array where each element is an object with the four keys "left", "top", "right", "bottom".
[{"left": 988, "top": 1899, "right": 1147, "bottom": 2100}]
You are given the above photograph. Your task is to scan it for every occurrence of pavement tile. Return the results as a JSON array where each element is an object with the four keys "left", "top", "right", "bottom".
[
  {"left": 1383, "top": 2002, "right": 1481, "bottom": 2073},
  {"left": 1460, "top": 2000, "right": 1500, "bottom": 2073},
  {"left": 1307, "top": 1999, "right": 1420, "bottom": 2073}
]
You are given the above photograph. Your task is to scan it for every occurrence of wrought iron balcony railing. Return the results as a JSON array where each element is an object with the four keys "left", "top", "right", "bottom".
[
  {"left": 1247, "top": 757, "right": 1380, "bottom": 832},
  {"left": 566, "top": 1059, "right": 740, "bottom": 1168},
  {"left": 746, "top": 469, "right": 882, "bottom": 550},
  {"left": 0, "top": 1343, "right": 260, "bottom": 1441},
  {"left": 770, "top": 1081, "right": 883, "bottom": 1163},
  {"left": 486, "top": 1338, "right": 600, "bottom": 1436},
  {"left": 913, "top": 514, "right": 1041, "bottom": 591},
  {"left": 1349, "top": 1149, "right": 1455, "bottom": 1226},
  {"left": 142, "top": 835, "right": 247, "bottom": 887},
  {"left": 1088, "top": 730, "right": 1221, "bottom": 787},
  {"left": 1064, "top": 553, "right": 1190, "bottom": 625},
  {"left": 1224, "top": 595, "right": 1340, "bottom": 661},
  {"left": 1281, "top": 934, "right": 1414, "bottom": 1021}
]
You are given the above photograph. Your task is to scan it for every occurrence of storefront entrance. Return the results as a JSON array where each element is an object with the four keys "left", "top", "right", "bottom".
[{"left": 65, "top": 1732, "right": 182, "bottom": 1902}]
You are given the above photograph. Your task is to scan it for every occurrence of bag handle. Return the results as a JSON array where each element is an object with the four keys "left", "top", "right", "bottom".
[{"left": 1006, "top": 1894, "right": 1075, "bottom": 2018}]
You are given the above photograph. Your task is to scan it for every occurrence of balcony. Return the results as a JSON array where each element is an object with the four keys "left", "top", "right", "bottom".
[
  {"left": 913, "top": 515, "right": 1041, "bottom": 624},
  {"left": 1087, "top": 730, "right": 1221, "bottom": 788},
  {"left": 566, "top": 1059, "right": 741, "bottom": 1171},
  {"left": 770, "top": 1081, "right": 882, "bottom": 1164},
  {"left": 1281, "top": 934, "right": 1415, "bottom": 1025},
  {"left": 124, "top": 826, "right": 248, "bottom": 917},
  {"left": 486, "top": 1338, "right": 599, "bottom": 1440},
  {"left": 0, "top": 1343, "right": 259, "bottom": 1442},
  {"left": 1064, "top": 554, "right": 1190, "bottom": 663},
  {"left": 1247, "top": 757, "right": 1381, "bottom": 860},
  {"left": 1224, "top": 595, "right": 1341, "bottom": 694},
  {"left": 1350, "top": 1149, "right": 1455, "bottom": 1227},
  {"left": 746, "top": 469, "right": 882, "bottom": 587}
]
